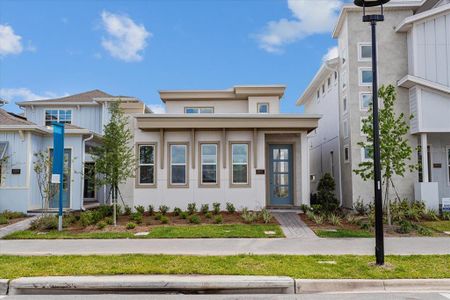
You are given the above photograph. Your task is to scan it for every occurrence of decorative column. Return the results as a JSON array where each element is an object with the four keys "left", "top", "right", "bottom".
[{"left": 420, "top": 133, "right": 429, "bottom": 183}]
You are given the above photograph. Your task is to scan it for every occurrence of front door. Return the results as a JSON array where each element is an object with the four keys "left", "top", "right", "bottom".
[{"left": 269, "top": 144, "right": 294, "bottom": 206}]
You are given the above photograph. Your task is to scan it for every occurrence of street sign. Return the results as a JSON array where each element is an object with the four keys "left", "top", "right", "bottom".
[{"left": 52, "top": 123, "right": 65, "bottom": 231}]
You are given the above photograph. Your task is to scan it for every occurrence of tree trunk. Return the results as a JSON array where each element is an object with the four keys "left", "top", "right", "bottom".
[
  {"left": 113, "top": 185, "right": 117, "bottom": 226},
  {"left": 385, "top": 180, "right": 391, "bottom": 226}
]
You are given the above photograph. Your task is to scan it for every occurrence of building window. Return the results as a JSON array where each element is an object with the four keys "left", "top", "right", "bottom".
[
  {"left": 359, "top": 68, "right": 373, "bottom": 86},
  {"left": 327, "top": 77, "right": 331, "bottom": 89},
  {"left": 343, "top": 119, "right": 349, "bottom": 138},
  {"left": 361, "top": 146, "right": 372, "bottom": 162},
  {"left": 45, "top": 110, "right": 72, "bottom": 126},
  {"left": 359, "top": 43, "right": 372, "bottom": 61},
  {"left": 184, "top": 107, "right": 214, "bottom": 114},
  {"left": 418, "top": 145, "right": 431, "bottom": 182},
  {"left": 231, "top": 143, "right": 249, "bottom": 185},
  {"left": 322, "top": 84, "right": 325, "bottom": 95},
  {"left": 330, "top": 151, "right": 335, "bottom": 177},
  {"left": 360, "top": 93, "right": 373, "bottom": 111},
  {"left": 447, "top": 148, "right": 450, "bottom": 185},
  {"left": 360, "top": 117, "right": 369, "bottom": 136},
  {"left": 138, "top": 144, "right": 155, "bottom": 185},
  {"left": 316, "top": 90, "right": 320, "bottom": 101},
  {"left": 200, "top": 143, "right": 218, "bottom": 185},
  {"left": 169, "top": 144, "right": 188, "bottom": 186},
  {"left": 83, "top": 162, "right": 96, "bottom": 199},
  {"left": 344, "top": 144, "right": 350, "bottom": 163},
  {"left": 343, "top": 97, "right": 348, "bottom": 113},
  {"left": 257, "top": 103, "right": 269, "bottom": 114},
  {"left": 342, "top": 70, "right": 347, "bottom": 90},
  {"left": 334, "top": 71, "right": 338, "bottom": 81}
]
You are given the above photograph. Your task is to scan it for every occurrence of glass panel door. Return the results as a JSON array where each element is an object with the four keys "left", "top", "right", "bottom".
[{"left": 269, "top": 144, "right": 293, "bottom": 205}]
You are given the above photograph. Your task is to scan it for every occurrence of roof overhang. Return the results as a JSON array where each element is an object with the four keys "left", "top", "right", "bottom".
[
  {"left": 398, "top": 75, "right": 450, "bottom": 95},
  {"left": 0, "top": 125, "right": 50, "bottom": 134},
  {"left": 134, "top": 114, "right": 321, "bottom": 133},
  {"left": 159, "top": 85, "right": 286, "bottom": 103},
  {"left": 17, "top": 101, "right": 99, "bottom": 107},
  {"left": 396, "top": 3, "right": 450, "bottom": 32}
]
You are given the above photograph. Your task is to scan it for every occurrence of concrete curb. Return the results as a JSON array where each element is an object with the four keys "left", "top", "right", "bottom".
[
  {"left": 9, "top": 275, "right": 295, "bottom": 295},
  {"left": 295, "top": 279, "right": 450, "bottom": 293},
  {"left": 0, "top": 279, "right": 8, "bottom": 295}
]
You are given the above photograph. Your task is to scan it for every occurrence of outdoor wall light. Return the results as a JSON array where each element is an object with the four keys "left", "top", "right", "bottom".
[{"left": 354, "top": 0, "right": 391, "bottom": 266}]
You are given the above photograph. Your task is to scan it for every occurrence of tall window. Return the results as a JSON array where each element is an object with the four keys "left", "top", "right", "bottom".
[
  {"left": 138, "top": 144, "right": 155, "bottom": 185},
  {"left": 83, "top": 162, "right": 96, "bottom": 199},
  {"left": 45, "top": 110, "right": 72, "bottom": 126},
  {"left": 343, "top": 97, "right": 348, "bottom": 113},
  {"left": 359, "top": 43, "right": 372, "bottom": 61},
  {"left": 330, "top": 151, "right": 335, "bottom": 177},
  {"left": 344, "top": 145, "right": 350, "bottom": 163},
  {"left": 316, "top": 90, "right": 320, "bottom": 101},
  {"left": 257, "top": 103, "right": 269, "bottom": 114},
  {"left": 200, "top": 143, "right": 218, "bottom": 185},
  {"left": 231, "top": 143, "right": 249, "bottom": 185},
  {"left": 359, "top": 68, "right": 373, "bottom": 86},
  {"left": 418, "top": 145, "right": 431, "bottom": 182},
  {"left": 184, "top": 107, "right": 214, "bottom": 114},
  {"left": 343, "top": 119, "right": 349, "bottom": 138},
  {"left": 360, "top": 93, "right": 373, "bottom": 111},
  {"left": 170, "top": 144, "right": 188, "bottom": 186}
]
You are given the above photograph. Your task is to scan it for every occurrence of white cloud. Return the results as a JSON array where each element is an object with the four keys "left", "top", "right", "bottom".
[
  {"left": 148, "top": 104, "right": 165, "bottom": 114},
  {"left": 0, "top": 24, "right": 23, "bottom": 56},
  {"left": 0, "top": 88, "right": 68, "bottom": 103},
  {"left": 256, "top": 0, "right": 343, "bottom": 53},
  {"left": 100, "top": 11, "right": 151, "bottom": 62},
  {"left": 322, "top": 46, "right": 339, "bottom": 62}
]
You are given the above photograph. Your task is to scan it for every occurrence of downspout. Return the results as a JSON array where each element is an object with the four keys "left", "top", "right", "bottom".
[
  {"left": 324, "top": 59, "right": 344, "bottom": 206},
  {"left": 80, "top": 133, "right": 94, "bottom": 211}
]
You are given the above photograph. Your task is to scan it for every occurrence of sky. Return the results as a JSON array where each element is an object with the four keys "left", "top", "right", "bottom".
[{"left": 0, "top": 0, "right": 349, "bottom": 114}]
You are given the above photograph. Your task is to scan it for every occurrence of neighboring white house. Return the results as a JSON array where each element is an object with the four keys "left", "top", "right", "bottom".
[
  {"left": 0, "top": 90, "right": 149, "bottom": 213},
  {"left": 299, "top": 0, "right": 450, "bottom": 211},
  {"left": 120, "top": 85, "right": 320, "bottom": 211}
]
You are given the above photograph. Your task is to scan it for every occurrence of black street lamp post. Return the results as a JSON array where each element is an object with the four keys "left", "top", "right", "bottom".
[{"left": 354, "top": 0, "right": 390, "bottom": 266}]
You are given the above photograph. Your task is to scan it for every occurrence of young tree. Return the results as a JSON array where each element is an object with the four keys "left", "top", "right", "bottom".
[
  {"left": 354, "top": 84, "right": 416, "bottom": 225},
  {"left": 33, "top": 151, "right": 57, "bottom": 212},
  {"left": 93, "top": 101, "right": 135, "bottom": 225}
]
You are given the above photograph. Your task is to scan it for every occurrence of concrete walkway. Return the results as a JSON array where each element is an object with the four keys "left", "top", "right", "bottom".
[
  {"left": 1, "top": 237, "right": 449, "bottom": 256},
  {"left": 272, "top": 212, "right": 316, "bottom": 239},
  {"left": 0, "top": 216, "right": 37, "bottom": 239}
]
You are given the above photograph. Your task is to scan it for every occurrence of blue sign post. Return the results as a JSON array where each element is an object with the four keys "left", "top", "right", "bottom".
[{"left": 52, "top": 123, "right": 65, "bottom": 231}]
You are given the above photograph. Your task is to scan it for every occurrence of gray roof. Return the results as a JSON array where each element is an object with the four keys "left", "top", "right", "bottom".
[
  {"left": 0, "top": 108, "right": 35, "bottom": 125},
  {"left": 18, "top": 89, "right": 113, "bottom": 104}
]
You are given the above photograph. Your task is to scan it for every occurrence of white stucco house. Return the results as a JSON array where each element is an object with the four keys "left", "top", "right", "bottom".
[
  {"left": 0, "top": 90, "right": 149, "bottom": 213},
  {"left": 119, "top": 85, "right": 320, "bottom": 211}
]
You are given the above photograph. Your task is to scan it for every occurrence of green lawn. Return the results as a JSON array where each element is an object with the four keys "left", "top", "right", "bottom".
[
  {"left": 4, "top": 224, "right": 284, "bottom": 239},
  {"left": 421, "top": 221, "right": 450, "bottom": 233},
  {"left": 316, "top": 229, "right": 373, "bottom": 238},
  {"left": 0, "top": 255, "right": 449, "bottom": 279}
]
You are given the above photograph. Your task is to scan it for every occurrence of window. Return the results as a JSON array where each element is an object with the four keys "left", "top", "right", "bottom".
[
  {"left": 360, "top": 93, "right": 373, "bottom": 111},
  {"left": 231, "top": 143, "right": 249, "bottom": 185},
  {"left": 342, "top": 70, "right": 347, "bottom": 90},
  {"left": 257, "top": 103, "right": 269, "bottom": 114},
  {"left": 447, "top": 148, "right": 450, "bottom": 185},
  {"left": 330, "top": 151, "right": 335, "bottom": 177},
  {"left": 359, "top": 43, "right": 372, "bottom": 61},
  {"left": 200, "top": 143, "right": 218, "bottom": 186},
  {"left": 316, "top": 90, "right": 320, "bottom": 101},
  {"left": 334, "top": 71, "right": 338, "bottom": 81},
  {"left": 343, "top": 119, "right": 349, "bottom": 138},
  {"left": 361, "top": 146, "right": 372, "bottom": 162},
  {"left": 359, "top": 68, "right": 373, "bottom": 86},
  {"left": 45, "top": 110, "right": 72, "bottom": 126},
  {"left": 138, "top": 144, "right": 156, "bottom": 185},
  {"left": 169, "top": 144, "right": 188, "bottom": 186},
  {"left": 184, "top": 107, "right": 214, "bottom": 114},
  {"left": 322, "top": 84, "right": 325, "bottom": 94},
  {"left": 0, "top": 142, "right": 7, "bottom": 160},
  {"left": 418, "top": 145, "right": 432, "bottom": 182},
  {"left": 327, "top": 77, "right": 331, "bottom": 89},
  {"left": 83, "top": 162, "right": 96, "bottom": 199},
  {"left": 343, "top": 97, "right": 348, "bottom": 113},
  {"left": 344, "top": 145, "right": 350, "bottom": 163},
  {"left": 360, "top": 117, "right": 369, "bottom": 136}
]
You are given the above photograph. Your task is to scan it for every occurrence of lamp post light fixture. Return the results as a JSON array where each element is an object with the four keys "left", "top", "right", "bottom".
[{"left": 354, "top": 0, "right": 390, "bottom": 266}]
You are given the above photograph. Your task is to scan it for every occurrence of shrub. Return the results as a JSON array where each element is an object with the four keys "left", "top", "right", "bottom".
[
  {"left": 226, "top": 202, "right": 236, "bottom": 213},
  {"left": 259, "top": 208, "right": 272, "bottom": 224},
  {"left": 354, "top": 198, "right": 368, "bottom": 215},
  {"left": 159, "top": 205, "right": 169, "bottom": 215},
  {"left": 305, "top": 210, "right": 316, "bottom": 221},
  {"left": 300, "top": 204, "right": 310, "bottom": 213},
  {"left": 80, "top": 211, "right": 95, "bottom": 227},
  {"left": 104, "top": 217, "right": 114, "bottom": 225},
  {"left": 312, "top": 214, "right": 324, "bottom": 225},
  {"left": 160, "top": 216, "right": 169, "bottom": 224},
  {"left": 97, "top": 205, "right": 113, "bottom": 219},
  {"left": 328, "top": 213, "right": 342, "bottom": 226},
  {"left": 442, "top": 212, "right": 450, "bottom": 221},
  {"left": 154, "top": 213, "right": 162, "bottom": 221},
  {"left": 126, "top": 222, "right": 136, "bottom": 230},
  {"left": 115, "top": 205, "right": 122, "bottom": 217},
  {"left": 212, "top": 202, "right": 221, "bottom": 214},
  {"left": 316, "top": 173, "right": 339, "bottom": 213},
  {"left": 311, "top": 204, "right": 322, "bottom": 215},
  {"left": 62, "top": 214, "right": 77, "bottom": 228},
  {"left": 416, "top": 225, "right": 433, "bottom": 236},
  {"left": 424, "top": 209, "right": 440, "bottom": 221},
  {"left": 360, "top": 222, "right": 371, "bottom": 231},
  {"left": 200, "top": 204, "right": 209, "bottom": 214},
  {"left": 173, "top": 207, "right": 182, "bottom": 216},
  {"left": 135, "top": 205, "right": 145, "bottom": 215},
  {"left": 30, "top": 215, "right": 58, "bottom": 230},
  {"left": 148, "top": 205, "right": 155, "bottom": 216},
  {"left": 1, "top": 210, "right": 26, "bottom": 219},
  {"left": 396, "top": 220, "right": 413, "bottom": 234},
  {"left": 187, "top": 203, "right": 197, "bottom": 215},
  {"left": 130, "top": 212, "right": 143, "bottom": 224},
  {"left": 97, "top": 221, "right": 107, "bottom": 229},
  {"left": 123, "top": 205, "right": 132, "bottom": 216},
  {"left": 189, "top": 215, "right": 201, "bottom": 224},
  {"left": 241, "top": 209, "right": 258, "bottom": 224},
  {"left": 0, "top": 216, "right": 8, "bottom": 225},
  {"left": 205, "top": 212, "right": 212, "bottom": 219},
  {"left": 214, "top": 215, "right": 223, "bottom": 224},
  {"left": 345, "top": 214, "right": 357, "bottom": 225},
  {"left": 180, "top": 212, "right": 188, "bottom": 219}
]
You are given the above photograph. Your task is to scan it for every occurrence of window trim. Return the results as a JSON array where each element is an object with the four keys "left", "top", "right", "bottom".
[
  {"left": 168, "top": 142, "right": 190, "bottom": 188},
  {"left": 343, "top": 144, "right": 350, "bottom": 163},
  {"left": 257, "top": 103, "right": 270, "bottom": 114},
  {"left": 44, "top": 109, "right": 73, "bottom": 126},
  {"left": 229, "top": 141, "right": 251, "bottom": 188},
  {"left": 198, "top": 141, "right": 220, "bottom": 188},
  {"left": 358, "top": 42, "right": 372, "bottom": 62},
  {"left": 343, "top": 119, "right": 349, "bottom": 139},
  {"left": 359, "top": 67, "right": 373, "bottom": 86},
  {"left": 184, "top": 107, "right": 214, "bottom": 114},
  {"left": 135, "top": 143, "right": 157, "bottom": 188},
  {"left": 359, "top": 92, "right": 373, "bottom": 111}
]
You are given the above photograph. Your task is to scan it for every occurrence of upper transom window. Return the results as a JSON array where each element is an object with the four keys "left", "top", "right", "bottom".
[
  {"left": 184, "top": 107, "right": 214, "bottom": 114},
  {"left": 257, "top": 103, "right": 269, "bottom": 114},
  {"left": 45, "top": 110, "right": 72, "bottom": 126}
]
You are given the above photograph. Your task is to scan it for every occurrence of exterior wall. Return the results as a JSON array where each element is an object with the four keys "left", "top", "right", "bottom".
[
  {"left": 248, "top": 96, "right": 280, "bottom": 113},
  {"left": 165, "top": 100, "right": 249, "bottom": 114},
  {"left": 426, "top": 133, "right": 450, "bottom": 199}
]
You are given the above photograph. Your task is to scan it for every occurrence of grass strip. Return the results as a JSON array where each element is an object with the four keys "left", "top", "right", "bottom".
[
  {"left": 421, "top": 221, "right": 450, "bottom": 233},
  {"left": 4, "top": 224, "right": 284, "bottom": 239},
  {"left": 315, "top": 229, "right": 373, "bottom": 238},
  {"left": 0, "top": 255, "right": 449, "bottom": 279}
]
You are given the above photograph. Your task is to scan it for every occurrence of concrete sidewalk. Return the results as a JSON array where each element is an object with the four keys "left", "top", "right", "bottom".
[
  {"left": 0, "top": 216, "right": 37, "bottom": 239},
  {"left": 1, "top": 237, "right": 449, "bottom": 256}
]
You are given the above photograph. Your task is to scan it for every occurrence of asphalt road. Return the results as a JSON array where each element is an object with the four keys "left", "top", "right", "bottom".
[{"left": 1, "top": 293, "right": 450, "bottom": 299}]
